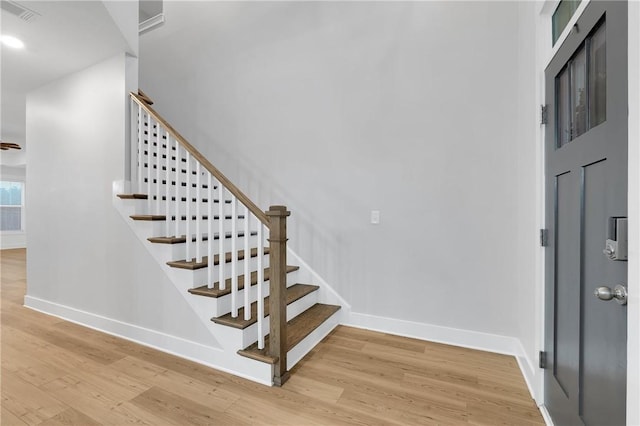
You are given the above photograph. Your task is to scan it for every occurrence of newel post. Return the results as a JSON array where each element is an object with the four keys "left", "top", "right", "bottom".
[{"left": 266, "top": 205, "right": 290, "bottom": 386}]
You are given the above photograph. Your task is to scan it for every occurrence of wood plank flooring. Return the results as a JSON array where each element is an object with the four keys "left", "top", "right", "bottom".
[{"left": 1, "top": 248, "right": 544, "bottom": 425}]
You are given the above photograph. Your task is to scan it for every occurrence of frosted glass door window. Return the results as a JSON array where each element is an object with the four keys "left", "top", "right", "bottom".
[
  {"left": 557, "top": 68, "right": 571, "bottom": 147},
  {"left": 571, "top": 48, "right": 587, "bottom": 138},
  {"left": 554, "top": 20, "right": 606, "bottom": 149},
  {"left": 589, "top": 22, "right": 607, "bottom": 127}
]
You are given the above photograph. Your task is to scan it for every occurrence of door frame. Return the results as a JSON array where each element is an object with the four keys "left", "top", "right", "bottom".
[{"left": 534, "top": 1, "right": 640, "bottom": 424}]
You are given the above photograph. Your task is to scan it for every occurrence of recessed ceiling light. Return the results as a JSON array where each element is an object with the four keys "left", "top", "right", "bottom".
[{"left": 1, "top": 35, "right": 25, "bottom": 49}]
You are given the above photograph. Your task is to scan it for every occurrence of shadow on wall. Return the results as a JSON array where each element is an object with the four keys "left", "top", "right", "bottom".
[{"left": 190, "top": 119, "right": 359, "bottom": 307}]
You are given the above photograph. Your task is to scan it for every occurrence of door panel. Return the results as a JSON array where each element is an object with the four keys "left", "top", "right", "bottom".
[
  {"left": 554, "top": 171, "right": 580, "bottom": 399},
  {"left": 544, "top": 2, "right": 627, "bottom": 425},
  {"left": 581, "top": 159, "right": 627, "bottom": 426}
]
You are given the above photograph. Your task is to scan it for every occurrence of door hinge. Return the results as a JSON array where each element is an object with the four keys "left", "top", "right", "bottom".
[
  {"left": 540, "top": 104, "right": 548, "bottom": 125},
  {"left": 540, "top": 229, "right": 549, "bottom": 247},
  {"left": 539, "top": 351, "right": 547, "bottom": 369}
]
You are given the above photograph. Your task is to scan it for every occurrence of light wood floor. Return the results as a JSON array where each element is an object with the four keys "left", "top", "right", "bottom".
[{"left": 1, "top": 248, "right": 544, "bottom": 425}]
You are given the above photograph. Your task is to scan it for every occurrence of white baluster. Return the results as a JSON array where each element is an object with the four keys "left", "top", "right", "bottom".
[
  {"left": 185, "top": 152, "right": 192, "bottom": 262},
  {"left": 207, "top": 172, "right": 213, "bottom": 286},
  {"left": 174, "top": 141, "right": 180, "bottom": 238},
  {"left": 244, "top": 206, "right": 251, "bottom": 321},
  {"left": 217, "top": 184, "right": 225, "bottom": 290},
  {"left": 231, "top": 195, "right": 238, "bottom": 318},
  {"left": 146, "top": 115, "right": 152, "bottom": 212},
  {"left": 164, "top": 132, "right": 170, "bottom": 236},
  {"left": 257, "top": 223, "right": 265, "bottom": 349},
  {"left": 137, "top": 105, "right": 143, "bottom": 193},
  {"left": 195, "top": 162, "right": 202, "bottom": 263},
  {"left": 155, "top": 123, "right": 161, "bottom": 214}
]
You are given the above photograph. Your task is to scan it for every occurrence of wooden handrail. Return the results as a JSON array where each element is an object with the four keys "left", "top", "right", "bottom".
[
  {"left": 130, "top": 92, "right": 269, "bottom": 225},
  {"left": 137, "top": 89, "right": 154, "bottom": 105}
]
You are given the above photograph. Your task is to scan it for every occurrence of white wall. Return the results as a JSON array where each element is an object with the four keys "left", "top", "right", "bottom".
[
  {"left": 25, "top": 54, "right": 215, "bottom": 348},
  {"left": 514, "top": 0, "right": 543, "bottom": 398},
  {"left": 140, "top": 0, "right": 539, "bottom": 362}
]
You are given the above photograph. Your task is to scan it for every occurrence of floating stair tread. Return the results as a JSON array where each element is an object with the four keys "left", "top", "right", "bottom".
[
  {"left": 167, "top": 248, "right": 270, "bottom": 270},
  {"left": 117, "top": 193, "right": 148, "bottom": 200},
  {"left": 131, "top": 214, "right": 243, "bottom": 221},
  {"left": 119, "top": 193, "right": 232, "bottom": 204},
  {"left": 148, "top": 231, "right": 257, "bottom": 244},
  {"left": 187, "top": 266, "right": 299, "bottom": 298},
  {"left": 130, "top": 214, "right": 166, "bottom": 221},
  {"left": 237, "top": 303, "right": 341, "bottom": 364},
  {"left": 212, "top": 284, "right": 320, "bottom": 329}
]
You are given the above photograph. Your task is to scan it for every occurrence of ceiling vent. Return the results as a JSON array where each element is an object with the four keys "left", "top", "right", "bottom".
[{"left": 1, "top": 1, "right": 40, "bottom": 22}]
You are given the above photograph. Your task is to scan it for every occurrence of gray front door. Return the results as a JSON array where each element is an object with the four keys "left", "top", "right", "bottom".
[{"left": 544, "top": 2, "right": 628, "bottom": 425}]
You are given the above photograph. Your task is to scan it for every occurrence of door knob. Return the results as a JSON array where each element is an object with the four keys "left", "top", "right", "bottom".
[{"left": 594, "top": 284, "right": 628, "bottom": 305}]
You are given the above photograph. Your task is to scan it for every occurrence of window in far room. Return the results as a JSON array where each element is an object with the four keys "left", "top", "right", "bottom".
[{"left": 0, "top": 181, "right": 24, "bottom": 232}]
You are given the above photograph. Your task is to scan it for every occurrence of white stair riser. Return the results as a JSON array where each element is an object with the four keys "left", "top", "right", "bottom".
[
  {"left": 168, "top": 256, "right": 271, "bottom": 287},
  {"left": 212, "top": 275, "right": 300, "bottom": 318},
  {"left": 132, "top": 218, "right": 252, "bottom": 238},
  {"left": 148, "top": 203, "right": 240, "bottom": 218},
  {"left": 287, "top": 309, "right": 341, "bottom": 370},
  {"left": 151, "top": 235, "right": 261, "bottom": 260},
  {"left": 133, "top": 199, "right": 240, "bottom": 216}
]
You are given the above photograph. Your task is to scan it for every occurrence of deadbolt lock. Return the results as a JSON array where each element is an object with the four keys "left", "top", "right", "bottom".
[{"left": 603, "top": 217, "right": 627, "bottom": 261}]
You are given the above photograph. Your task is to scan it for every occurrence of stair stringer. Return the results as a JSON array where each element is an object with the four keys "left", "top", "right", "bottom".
[
  {"left": 113, "top": 181, "right": 273, "bottom": 384},
  {"left": 113, "top": 180, "right": 351, "bottom": 381},
  {"left": 114, "top": 181, "right": 264, "bottom": 347}
]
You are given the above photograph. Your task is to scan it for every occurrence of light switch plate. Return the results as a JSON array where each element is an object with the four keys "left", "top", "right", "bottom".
[{"left": 371, "top": 210, "right": 380, "bottom": 224}]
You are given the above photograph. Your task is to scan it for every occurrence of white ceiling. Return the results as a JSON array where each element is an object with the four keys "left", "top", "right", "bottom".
[{"left": 1, "top": 1, "right": 131, "bottom": 165}]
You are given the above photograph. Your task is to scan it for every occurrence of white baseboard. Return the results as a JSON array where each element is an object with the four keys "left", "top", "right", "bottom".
[
  {"left": 344, "top": 312, "right": 542, "bottom": 402},
  {"left": 514, "top": 338, "right": 543, "bottom": 405},
  {"left": 1, "top": 233, "right": 27, "bottom": 249},
  {"left": 345, "top": 312, "right": 521, "bottom": 355},
  {"left": 23, "top": 295, "right": 273, "bottom": 386},
  {"left": 539, "top": 404, "right": 555, "bottom": 426}
]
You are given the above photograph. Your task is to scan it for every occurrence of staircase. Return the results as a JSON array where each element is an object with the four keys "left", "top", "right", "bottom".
[{"left": 113, "top": 92, "right": 342, "bottom": 386}]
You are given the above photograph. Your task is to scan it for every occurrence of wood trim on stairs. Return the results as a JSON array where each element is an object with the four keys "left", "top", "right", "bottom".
[
  {"left": 117, "top": 194, "right": 148, "bottom": 200},
  {"left": 130, "top": 92, "right": 269, "bottom": 225},
  {"left": 130, "top": 214, "right": 244, "bottom": 221},
  {"left": 138, "top": 89, "right": 154, "bottom": 105}
]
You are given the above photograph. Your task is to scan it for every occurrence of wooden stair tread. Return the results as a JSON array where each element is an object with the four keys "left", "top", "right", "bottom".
[
  {"left": 167, "top": 248, "right": 270, "bottom": 270},
  {"left": 117, "top": 193, "right": 148, "bottom": 200},
  {"left": 117, "top": 193, "right": 232, "bottom": 204},
  {"left": 130, "top": 214, "right": 244, "bottom": 221},
  {"left": 187, "top": 265, "right": 299, "bottom": 298},
  {"left": 148, "top": 231, "right": 257, "bottom": 244},
  {"left": 130, "top": 214, "right": 166, "bottom": 221},
  {"left": 237, "top": 303, "right": 341, "bottom": 364},
  {"left": 212, "top": 284, "right": 319, "bottom": 329}
]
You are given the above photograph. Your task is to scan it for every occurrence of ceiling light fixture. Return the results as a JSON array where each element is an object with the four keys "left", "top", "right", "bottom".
[{"left": 1, "top": 35, "right": 25, "bottom": 49}]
